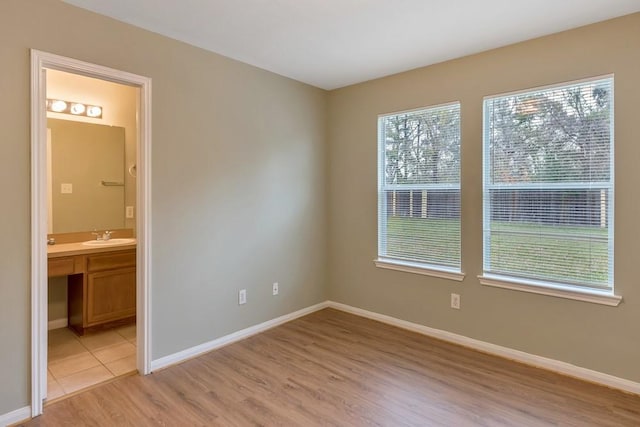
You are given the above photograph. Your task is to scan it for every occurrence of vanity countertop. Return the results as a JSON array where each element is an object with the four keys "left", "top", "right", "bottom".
[{"left": 47, "top": 240, "right": 137, "bottom": 258}]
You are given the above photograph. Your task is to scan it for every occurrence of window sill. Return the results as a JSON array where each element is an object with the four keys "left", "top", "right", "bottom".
[
  {"left": 478, "top": 274, "right": 622, "bottom": 306},
  {"left": 374, "top": 259, "right": 465, "bottom": 281}
]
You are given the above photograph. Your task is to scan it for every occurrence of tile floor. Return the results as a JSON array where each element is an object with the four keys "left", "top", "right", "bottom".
[{"left": 47, "top": 324, "right": 137, "bottom": 401}]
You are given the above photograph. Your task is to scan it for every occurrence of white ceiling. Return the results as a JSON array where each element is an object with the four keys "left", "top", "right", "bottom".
[{"left": 62, "top": 0, "right": 640, "bottom": 90}]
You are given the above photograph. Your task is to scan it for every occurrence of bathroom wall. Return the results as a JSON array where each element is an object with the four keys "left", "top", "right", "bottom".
[
  {"left": 47, "top": 277, "right": 67, "bottom": 324},
  {"left": 0, "top": 0, "right": 327, "bottom": 415}
]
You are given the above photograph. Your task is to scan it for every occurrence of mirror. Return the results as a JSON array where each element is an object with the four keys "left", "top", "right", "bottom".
[{"left": 47, "top": 118, "right": 126, "bottom": 233}]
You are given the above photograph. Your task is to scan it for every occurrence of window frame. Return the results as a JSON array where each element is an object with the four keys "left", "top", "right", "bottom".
[
  {"left": 375, "top": 102, "right": 464, "bottom": 280},
  {"left": 479, "top": 75, "right": 621, "bottom": 306}
]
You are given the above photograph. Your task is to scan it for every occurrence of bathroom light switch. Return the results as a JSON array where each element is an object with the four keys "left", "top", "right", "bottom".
[
  {"left": 126, "top": 206, "right": 134, "bottom": 218},
  {"left": 61, "top": 183, "right": 73, "bottom": 194}
]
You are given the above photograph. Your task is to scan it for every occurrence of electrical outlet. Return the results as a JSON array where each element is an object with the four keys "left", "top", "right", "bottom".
[
  {"left": 61, "top": 183, "right": 73, "bottom": 194},
  {"left": 239, "top": 289, "right": 247, "bottom": 305},
  {"left": 272, "top": 282, "right": 279, "bottom": 296},
  {"left": 451, "top": 293, "right": 460, "bottom": 309}
]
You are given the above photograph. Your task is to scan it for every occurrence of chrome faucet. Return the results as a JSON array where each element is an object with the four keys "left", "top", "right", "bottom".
[{"left": 92, "top": 230, "right": 113, "bottom": 241}]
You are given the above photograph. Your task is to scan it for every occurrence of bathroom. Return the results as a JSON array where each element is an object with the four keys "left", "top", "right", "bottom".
[{"left": 45, "top": 69, "right": 139, "bottom": 401}]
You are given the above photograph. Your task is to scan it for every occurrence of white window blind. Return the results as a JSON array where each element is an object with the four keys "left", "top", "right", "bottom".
[
  {"left": 483, "top": 77, "right": 614, "bottom": 291},
  {"left": 378, "top": 103, "right": 461, "bottom": 271}
]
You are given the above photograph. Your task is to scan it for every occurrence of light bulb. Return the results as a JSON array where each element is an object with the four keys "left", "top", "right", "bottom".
[
  {"left": 50, "top": 100, "right": 67, "bottom": 112},
  {"left": 70, "top": 103, "right": 86, "bottom": 115},
  {"left": 87, "top": 106, "right": 102, "bottom": 117}
]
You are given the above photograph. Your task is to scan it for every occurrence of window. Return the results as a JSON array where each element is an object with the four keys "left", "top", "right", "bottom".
[
  {"left": 377, "top": 103, "right": 462, "bottom": 278},
  {"left": 482, "top": 77, "right": 615, "bottom": 298}
]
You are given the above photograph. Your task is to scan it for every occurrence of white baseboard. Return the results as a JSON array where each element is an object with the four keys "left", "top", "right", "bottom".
[
  {"left": 327, "top": 301, "right": 640, "bottom": 396},
  {"left": 48, "top": 318, "right": 67, "bottom": 330},
  {"left": 150, "top": 301, "right": 330, "bottom": 371},
  {"left": 0, "top": 406, "right": 30, "bottom": 427}
]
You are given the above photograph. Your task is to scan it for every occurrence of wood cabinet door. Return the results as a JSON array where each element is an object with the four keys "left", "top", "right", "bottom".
[{"left": 87, "top": 267, "right": 136, "bottom": 326}]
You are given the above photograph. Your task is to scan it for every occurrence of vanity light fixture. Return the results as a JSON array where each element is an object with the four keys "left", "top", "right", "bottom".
[{"left": 46, "top": 98, "right": 103, "bottom": 119}]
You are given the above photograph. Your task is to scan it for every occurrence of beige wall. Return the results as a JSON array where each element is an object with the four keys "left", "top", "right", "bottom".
[
  {"left": 327, "top": 13, "right": 640, "bottom": 382},
  {"left": 0, "top": 0, "right": 326, "bottom": 414}
]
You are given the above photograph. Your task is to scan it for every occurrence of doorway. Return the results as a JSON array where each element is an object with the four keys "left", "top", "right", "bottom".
[{"left": 31, "top": 50, "right": 152, "bottom": 417}]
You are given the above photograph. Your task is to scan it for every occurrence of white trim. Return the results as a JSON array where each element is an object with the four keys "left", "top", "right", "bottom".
[
  {"left": 478, "top": 275, "right": 622, "bottom": 306},
  {"left": 383, "top": 183, "right": 460, "bottom": 191},
  {"left": 483, "top": 74, "right": 615, "bottom": 101},
  {"left": 374, "top": 259, "right": 464, "bottom": 281},
  {"left": 486, "top": 181, "right": 611, "bottom": 190},
  {"left": 30, "top": 49, "right": 48, "bottom": 419},
  {"left": 0, "top": 406, "right": 31, "bottom": 427},
  {"left": 327, "top": 301, "right": 640, "bottom": 396},
  {"left": 378, "top": 100, "right": 461, "bottom": 119},
  {"left": 150, "top": 302, "right": 330, "bottom": 372},
  {"left": 135, "top": 57, "right": 153, "bottom": 380},
  {"left": 30, "top": 50, "right": 152, "bottom": 418},
  {"left": 47, "top": 318, "right": 68, "bottom": 330}
]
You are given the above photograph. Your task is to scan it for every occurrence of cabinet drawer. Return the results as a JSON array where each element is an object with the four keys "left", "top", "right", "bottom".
[
  {"left": 87, "top": 250, "right": 136, "bottom": 272},
  {"left": 48, "top": 257, "right": 75, "bottom": 277}
]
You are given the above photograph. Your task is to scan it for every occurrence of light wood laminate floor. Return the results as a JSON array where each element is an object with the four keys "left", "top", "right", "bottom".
[{"left": 23, "top": 309, "right": 640, "bottom": 426}]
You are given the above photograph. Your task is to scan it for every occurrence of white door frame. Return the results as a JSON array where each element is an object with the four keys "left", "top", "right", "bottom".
[{"left": 30, "top": 50, "right": 152, "bottom": 417}]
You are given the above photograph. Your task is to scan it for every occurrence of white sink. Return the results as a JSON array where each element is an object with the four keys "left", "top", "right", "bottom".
[{"left": 82, "top": 238, "right": 136, "bottom": 247}]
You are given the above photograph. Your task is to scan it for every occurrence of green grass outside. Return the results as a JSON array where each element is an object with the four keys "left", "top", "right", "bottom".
[
  {"left": 386, "top": 216, "right": 461, "bottom": 267},
  {"left": 385, "top": 216, "right": 609, "bottom": 286}
]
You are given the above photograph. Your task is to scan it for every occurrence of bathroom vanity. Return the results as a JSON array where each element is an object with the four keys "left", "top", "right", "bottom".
[{"left": 47, "top": 233, "right": 136, "bottom": 336}]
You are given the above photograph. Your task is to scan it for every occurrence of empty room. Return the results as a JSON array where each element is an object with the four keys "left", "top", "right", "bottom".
[{"left": 1, "top": 0, "right": 640, "bottom": 425}]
